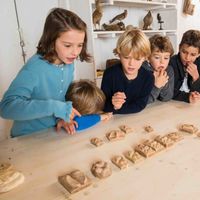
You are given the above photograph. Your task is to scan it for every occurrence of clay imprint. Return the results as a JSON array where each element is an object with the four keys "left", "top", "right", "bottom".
[
  {"left": 135, "top": 143, "right": 156, "bottom": 158},
  {"left": 166, "top": 132, "right": 184, "bottom": 142},
  {"left": 58, "top": 170, "right": 92, "bottom": 194},
  {"left": 144, "top": 140, "right": 165, "bottom": 152},
  {"left": 106, "top": 130, "right": 125, "bottom": 141},
  {"left": 90, "top": 137, "right": 104, "bottom": 147},
  {"left": 124, "top": 150, "right": 144, "bottom": 163},
  {"left": 144, "top": 125, "right": 154, "bottom": 133},
  {"left": 111, "top": 155, "right": 128, "bottom": 169},
  {"left": 155, "top": 135, "right": 174, "bottom": 147},
  {"left": 119, "top": 125, "right": 133, "bottom": 134},
  {"left": 91, "top": 161, "right": 112, "bottom": 179},
  {"left": 0, "top": 163, "right": 25, "bottom": 193},
  {"left": 179, "top": 124, "right": 198, "bottom": 134}
]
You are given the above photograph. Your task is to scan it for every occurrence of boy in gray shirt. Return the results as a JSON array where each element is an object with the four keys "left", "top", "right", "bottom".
[{"left": 143, "top": 34, "right": 174, "bottom": 103}]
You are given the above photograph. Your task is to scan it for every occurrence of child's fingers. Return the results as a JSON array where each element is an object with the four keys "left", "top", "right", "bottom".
[
  {"left": 105, "top": 113, "right": 113, "bottom": 121},
  {"left": 70, "top": 108, "right": 81, "bottom": 120},
  {"left": 63, "top": 123, "right": 75, "bottom": 135},
  {"left": 114, "top": 92, "right": 126, "bottom": 99},
  {"left": 160, "top": 69, "right": 165, "bottom": 76},
  {"left": 72, "top": 108, "right": 81, "bottom": 117},
  {"left": 56, "top": 119, "right": 64, "bottom": 133},
  {"left": 56, "top": 119, "right": 77, "bottom": 135},
  {"left": 73, "top": 120, "right": 78, "bottom": 128}
]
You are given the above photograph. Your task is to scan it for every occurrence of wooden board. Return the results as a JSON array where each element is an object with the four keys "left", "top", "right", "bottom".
[{"left": 0, "top": 100, "right": 200, "bottom": 200}]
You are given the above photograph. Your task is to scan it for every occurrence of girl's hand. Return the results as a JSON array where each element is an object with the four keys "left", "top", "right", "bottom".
[
  {"left": 112, "top": 92, "right": 126, "bottom": 110},
  {"left": 189, "top": 91, "right": 200, "bottom": 104},
  {"left": 70, "top": 108, "right": 81, "bottom": 120},
  {"left": 100, "top": 112, "right": 113, "bottom": 121},
  {"left": 56, "top": 119, "right": 78, "bottom": 135},
  {"left": 56, "top": 107, "right": 81, "bottom": 135},
  {"left": 186, "top": 63, "right": 199, "bottom": 82}
]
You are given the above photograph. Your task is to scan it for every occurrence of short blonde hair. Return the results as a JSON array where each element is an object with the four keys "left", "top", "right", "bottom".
[
  {"left": 65, "top": 79, "right": 105, "bottom": 115},
  {"left": 113, "top": 26, "right": 151, "bottom": 59}
]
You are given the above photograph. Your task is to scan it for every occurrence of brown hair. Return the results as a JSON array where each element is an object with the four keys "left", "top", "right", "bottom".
[
  {"left": 113, "top": 26, "right": 151, "bottom": 59},
  {"left": 37, "top": 8, "right": 92, "bottom": 63},
  {"left": 65, "top": 80, "right": 105, "bottom": 115},
  {"left": 149, "top": 34, "right": 174, "bottom": 56},
  {"left": 179, "top": 29, "right": 200, "bottom": 53}
]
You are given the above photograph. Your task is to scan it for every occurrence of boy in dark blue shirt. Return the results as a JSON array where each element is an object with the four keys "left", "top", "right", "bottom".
[{"left": 101, "top": 26, "right": 154, "bottom": 114}]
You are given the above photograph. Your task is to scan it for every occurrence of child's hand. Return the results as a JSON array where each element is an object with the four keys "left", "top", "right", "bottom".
[
  {"left": 56, "top": 107, "right": 80, "bottom": 135},
  {"left": 186, "top": 63, "right": 199, "bottom": 82},
  {"left": 189, "top": 91, "right": 200, "bottom": 104},
  {"left": 112, "top": 92, "right": 126, "bottom": 110},
  {"left": 70, "top": 108, "right": 81, "bottom": 120},
  {"left": 56, "top": 119, "right": 78, "bottom": 135},
  {"left": 100, "top": 112, "right": 113, "bottom": 121},
  {"left": 154, "top": 69, "right": 169, "bottom": 88}
]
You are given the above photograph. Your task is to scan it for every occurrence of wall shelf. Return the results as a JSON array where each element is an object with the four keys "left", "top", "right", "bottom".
[
  {"left": 93, "top": 29, "right": 177, "bottom": 38},
  {"left": 69, "top": 0, "right": 178, "bottom": 86}
]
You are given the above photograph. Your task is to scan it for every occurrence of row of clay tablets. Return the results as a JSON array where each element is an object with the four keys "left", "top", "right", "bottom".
[
  {"left": 59, "top": 123, "right": 200, "bottom": 194},
  {"left": 58, "top": 131, "right": 184, "bottom": 194},
  {"left": 90, "top": 124, "right": 133, "bottom": 147}
]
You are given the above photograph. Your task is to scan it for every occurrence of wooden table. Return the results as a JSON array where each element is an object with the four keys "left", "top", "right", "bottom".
[{"left": 0, "top": 101, "right": 200, "bottom": 200}]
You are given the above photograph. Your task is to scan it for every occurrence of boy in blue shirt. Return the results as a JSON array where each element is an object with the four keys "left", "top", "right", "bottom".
[
  {"left": 101, "top": 26, "right": 154, "bottom": 114},
  {"left": 57, "top": 79, "right": 112, "bottom": 134}
]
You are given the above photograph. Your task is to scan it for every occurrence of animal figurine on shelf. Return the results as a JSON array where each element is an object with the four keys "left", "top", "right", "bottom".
[
  {"left": 143, "top": 10, "right": 153, "bottom": 30},
  {"left": 102, "top": 22, "right": 125, "bottom": 31},
  {"left": 183, "top": 0, "right": 195, "bottom": 15},
  {"left": 109, "top": 10, "right": 127, "bottom": 24},
  {"left": 157, "top": 13, "right": 164, "bottom": 30},
  {"left": 92, "top": 0, "right": 103, "bottom": 30}
]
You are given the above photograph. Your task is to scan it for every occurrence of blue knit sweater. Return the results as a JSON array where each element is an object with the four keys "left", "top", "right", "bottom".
[{"left": 0, "top": 54, "right": 74, "bottom": 137}]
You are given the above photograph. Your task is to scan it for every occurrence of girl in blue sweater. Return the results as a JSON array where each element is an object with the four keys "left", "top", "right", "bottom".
[{"left": 0, "top": 8, "right": 91, "bottom": 137}]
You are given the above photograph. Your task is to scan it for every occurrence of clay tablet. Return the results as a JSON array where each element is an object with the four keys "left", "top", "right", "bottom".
[
  {"left": 124, "top": 150, "right": 144, "bottom": 163},
  {"left": 144, "top": 125, "right": 154, "bottom": 133},
  {"left": 91, "top": 160, "right": 112, "bottom": 179},
  {"left": 179, "top": 124, "right": 198, "bottom": 134},
  {"left": 90, "top": 137, "right": 104, "bottom": 147},
  {"left": 155, "top": 135, "right": 174, "bottom": 148},
  {"left": 166, "top": 132, "right": 183, "bottom": 142},
  {"left": 119, "top": 125, "right": 133, "bottom": 134},
  {"left": 111, "top": 155, "right": 128, "bottom": 169},
  {"left": 144, "top": 140, "right": 165, "bottom": 152},
  {"left": 0, "top": 163, "right": 25, "bottom": 193},
  {"left": 58, "top": 170, "right": 92, "bottom": 194},
  {"left": 106, "top": 130, "right": 125, "bottom": 141},
  {"left": 135, "top": 143, "right": 156, "bottom": 158}
]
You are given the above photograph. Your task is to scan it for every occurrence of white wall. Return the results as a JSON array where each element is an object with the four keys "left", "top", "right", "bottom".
[
  {"left": 0, "top": 0, "right": 65, "bottom": 140},
  {"left": 177, "top": 0, "right": 200, "bottom": 49},
  {"left": 0, "top": 0, "right": 200, "bottom": 140}
]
